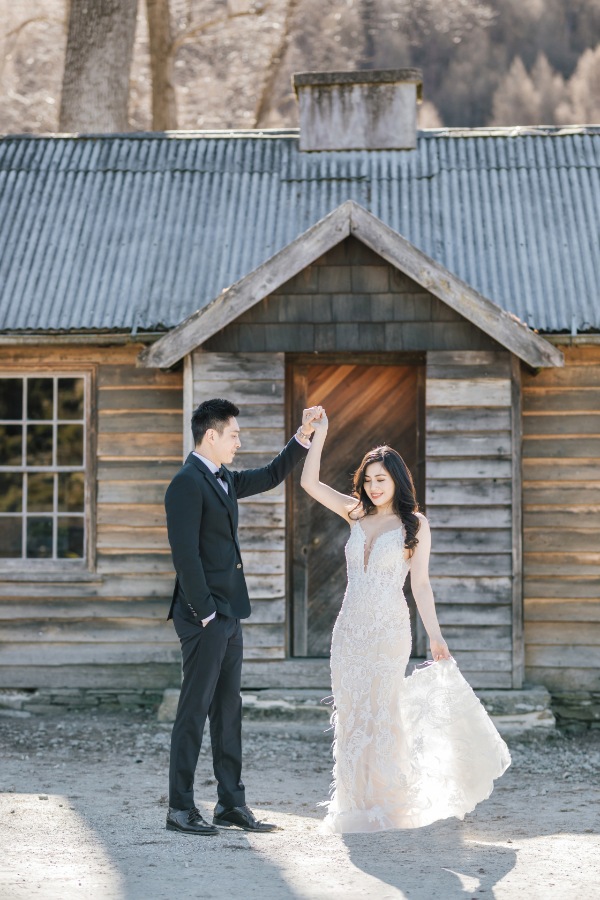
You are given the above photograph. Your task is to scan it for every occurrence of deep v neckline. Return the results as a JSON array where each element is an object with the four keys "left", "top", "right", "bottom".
[{"left": 356, "top": 519, "right": 404, "bottom": 574}]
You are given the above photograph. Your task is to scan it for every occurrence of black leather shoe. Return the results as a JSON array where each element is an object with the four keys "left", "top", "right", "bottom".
[
  {"left": 166, "top": 806, "right": 219, "bottom": 835},
  {"left": 213, "top": 802, "right": 279, "bottom": 832}
]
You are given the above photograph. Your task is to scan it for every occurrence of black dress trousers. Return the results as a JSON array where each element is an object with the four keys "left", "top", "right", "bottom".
[{"left": 168, "top": 605, "right": 245, "bottom": 811}]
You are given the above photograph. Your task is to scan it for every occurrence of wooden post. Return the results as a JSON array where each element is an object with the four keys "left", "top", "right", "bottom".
[
  {"left": 414, "top": 364, "right": 427, "bottom": 656},
  {"left": 183, "top": 354, "right": 193, "bottom": 458},
  {"left": 288, "top": 366, "right": 309, "bottom": 656},
  {"left": 511, "top": 354, "right": 524, "bottom": 688}
]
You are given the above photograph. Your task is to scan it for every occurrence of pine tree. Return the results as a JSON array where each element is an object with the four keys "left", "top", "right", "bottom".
[
  {"left": 530, "top": 53, "right": 566, "bottom": 124},
  {"left": 557, "top": 44, "right": 600, "bottom": 124},
  {"left": 491, "top": 57, "right": 540, "bottom": 125}
]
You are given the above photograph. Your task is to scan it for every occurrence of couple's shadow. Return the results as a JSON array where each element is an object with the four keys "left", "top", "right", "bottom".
[{"left": 342, "top": 817, "right": 517, "bottom": 899}]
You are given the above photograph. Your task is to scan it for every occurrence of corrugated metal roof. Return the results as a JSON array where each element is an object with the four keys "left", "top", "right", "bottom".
[{"left": 0, "top": 127, "right": 599, "bottom": 333}]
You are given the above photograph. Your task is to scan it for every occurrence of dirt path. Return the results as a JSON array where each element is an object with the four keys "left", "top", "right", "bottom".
[{"left": 1, "top": 712, "right": 599, "bottom": 899}]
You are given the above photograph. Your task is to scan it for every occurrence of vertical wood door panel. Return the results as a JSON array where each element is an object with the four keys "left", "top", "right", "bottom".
[{"left": 290, "top": 363, "right": 421, "bottom": 657}]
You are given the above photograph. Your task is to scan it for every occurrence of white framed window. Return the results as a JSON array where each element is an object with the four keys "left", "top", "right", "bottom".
[{"left": 0, "top": 373, "right": 93, "bottom": 571}]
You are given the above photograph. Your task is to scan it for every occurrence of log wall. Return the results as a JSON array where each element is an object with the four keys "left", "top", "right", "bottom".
[
  {"left": 522, "top": 344, "right": 600, "bottom": 695},
  {"left": 0, "top": 344, "right": 183, "bottom": 689},
  {"left": 426, "top": 350, "right": 517, "bottom": 689},
  {"left": 191, "top": 350, "right": 287, "bottom": 659}
]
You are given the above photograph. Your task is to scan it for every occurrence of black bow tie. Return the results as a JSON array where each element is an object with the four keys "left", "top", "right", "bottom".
[{"left": 215, "top": 467, "right": 226, "bottom": 480}]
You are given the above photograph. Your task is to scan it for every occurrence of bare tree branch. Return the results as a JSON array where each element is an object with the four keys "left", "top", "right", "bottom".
[
  {"left": 170, "top": 5, "right": 269, "bottom": 55},
  {"left": 253, "top": 0, "right": 298, "bottom": 127},
  {"left": 6, "top": 17, "right": 53, "bottom": 40},
  {"left": 1, "top": 16, "right": 62, "bottom": 90}
]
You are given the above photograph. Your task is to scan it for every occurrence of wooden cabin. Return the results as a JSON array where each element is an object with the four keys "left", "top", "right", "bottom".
[{"left": 0, "top": 71, "right": 598, "bottom": 722}]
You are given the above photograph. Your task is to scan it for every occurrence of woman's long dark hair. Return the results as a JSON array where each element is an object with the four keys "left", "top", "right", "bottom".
[{"left": 351, "top": 445, "right": 421, "bottom": 555}]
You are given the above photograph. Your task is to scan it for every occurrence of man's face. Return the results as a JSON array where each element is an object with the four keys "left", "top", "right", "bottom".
[{"left": 210, "top": 417, "right": 241, "bottom": 465}]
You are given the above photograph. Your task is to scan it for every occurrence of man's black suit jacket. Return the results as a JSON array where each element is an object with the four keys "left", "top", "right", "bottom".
[{"left": 165, "top": 437, "right": 308, "bottom": 622}]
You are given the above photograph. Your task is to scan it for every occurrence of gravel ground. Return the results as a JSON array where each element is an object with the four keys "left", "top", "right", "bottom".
[{"left": 0, "top": 711, "right": 599, "bottom": 900}]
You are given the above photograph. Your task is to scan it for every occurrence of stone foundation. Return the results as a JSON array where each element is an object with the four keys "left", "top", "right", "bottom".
[
  {"left": 551, "top": 692, "right": 600, "bottom": 733},
  {"left": 4, "top": 685, "right": 599, "bottom": 733},
  {"left": 158, "top": 684, "right": 556, "bottom": 739},
  {"left": 0, "top": 688, "right": 162, "bottom": 716}
]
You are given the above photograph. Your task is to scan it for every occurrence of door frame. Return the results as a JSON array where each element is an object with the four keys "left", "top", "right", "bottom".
[{"left": 285, "top": 352, "right": 426, "bottom": 658}]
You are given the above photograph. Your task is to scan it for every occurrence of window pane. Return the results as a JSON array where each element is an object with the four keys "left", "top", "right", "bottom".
[
  {"left": 58, "top": 378, "right": 84, "bottom": 420},
  {"left": 0, "top": 425, "right": 23, "bottom": 466},
  {"left": 27, "top": 424, "right": 53, "bottom": 466},
  {"left": 57, "top": 516, "right": 84, "bottom": 558},
  {"left": 26, "top": 517, "right": 53, "bottom": 558},
  {"left": 27, "top": 473, "right": 54, "bottom": 512},
  {"left": 57, "top": 424, "right": 83, "bottom": 466},
  {"left": 58, "top": 472, "right": 84, "bottom": 512},
  {"left": 0, "top": 517, "right": 22, "bottom": 557},
  {"left": 0, "top": 473, "right": 23, "bottom": 512},
  {"left": 0, "top": 379, "right": 23, "bottom": 420},
  {"left": 27, "top": 378, "right": 54, "bottom": 420}
]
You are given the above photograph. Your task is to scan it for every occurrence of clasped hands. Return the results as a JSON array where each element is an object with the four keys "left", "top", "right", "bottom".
[{"left": 300, "top": 405, "right": 328, "bottom": 436}]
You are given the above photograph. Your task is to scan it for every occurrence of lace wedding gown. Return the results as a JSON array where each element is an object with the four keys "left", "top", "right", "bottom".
[{"left": 322, "top": 521, "right": 511, "bottom": 834}]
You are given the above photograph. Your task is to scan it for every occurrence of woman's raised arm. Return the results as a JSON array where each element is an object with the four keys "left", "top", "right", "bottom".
[{"left": 300, "top": 410, "right": 356, "bottom": 522}]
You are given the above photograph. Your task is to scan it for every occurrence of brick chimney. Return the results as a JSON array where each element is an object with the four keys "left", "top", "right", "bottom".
[{"left": 292, "top": 69, "right": 423, "bottom": 152}]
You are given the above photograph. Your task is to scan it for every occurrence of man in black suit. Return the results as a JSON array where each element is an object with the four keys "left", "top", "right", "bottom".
[{"left": 164, "top": 397, "right": 317, "bottom": 835}]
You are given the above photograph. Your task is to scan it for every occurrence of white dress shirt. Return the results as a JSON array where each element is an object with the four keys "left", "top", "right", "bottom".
[{"left": 193, "top": 451, "right": 228, "bottom": 492}]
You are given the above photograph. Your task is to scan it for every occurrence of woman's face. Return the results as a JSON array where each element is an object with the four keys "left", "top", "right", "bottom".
[{"left": 363, "top": 461, "right": 395, "bottom": 511}]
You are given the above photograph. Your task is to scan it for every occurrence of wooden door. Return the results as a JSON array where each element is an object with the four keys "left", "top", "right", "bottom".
[{"left": 290, "top": 362, "right": 423, "bottom": 657}]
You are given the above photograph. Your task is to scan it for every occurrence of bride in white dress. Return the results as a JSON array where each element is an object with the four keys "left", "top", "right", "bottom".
[{"left": 301, "top": 408, "right": 511, "bottom": 834}]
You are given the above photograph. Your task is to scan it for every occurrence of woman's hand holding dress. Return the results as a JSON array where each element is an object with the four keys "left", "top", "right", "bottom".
[{"left": 430, "top": 636, "right": 451, "bottom": 661}]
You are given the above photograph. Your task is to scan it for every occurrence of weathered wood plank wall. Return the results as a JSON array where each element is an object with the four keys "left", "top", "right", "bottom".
[
  {"left": 191, "top": 350, "right": 287, "bottom": 659},
  {"left": 426, "top": 350, "right": 516, "bottom": 689},
  {"left": 4, "top": 314, "right": 589, "bottom": 699},
  {"left": 522, "top": 344, "right": 600, "bottom": 693},
  {"left": 0, "top": 344, "right": 182, "bottom": 688}
]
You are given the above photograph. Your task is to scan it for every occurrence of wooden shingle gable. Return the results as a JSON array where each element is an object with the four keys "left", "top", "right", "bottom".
[{"left": 139, "top": 201, "right": 563, "bottom": 370}]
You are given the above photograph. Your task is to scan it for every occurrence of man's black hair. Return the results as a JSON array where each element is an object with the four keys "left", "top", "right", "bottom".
[{"left": 191, "top": 398, "right": 240, "bottom": 447}]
